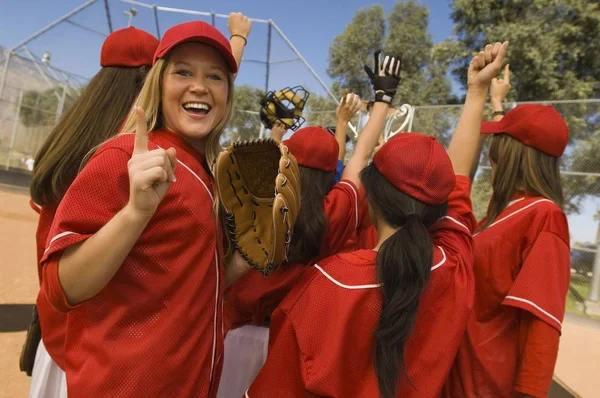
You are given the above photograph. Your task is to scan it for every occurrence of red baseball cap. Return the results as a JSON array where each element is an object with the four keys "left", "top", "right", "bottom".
[
  {"left": 284, "top": 126, "right": 339, "bottom": 172},
  {"left": 373, "top": 133, "right": 455, "bottom": 205},
  {"left": 153, "top": 21, "right": 238, "bottom": 73},
  {"left": 480, "top": 104, "right": 569, "bottom": 157},
  {"left": 100, "top": 27, "right": 159, "bottom": 67}
]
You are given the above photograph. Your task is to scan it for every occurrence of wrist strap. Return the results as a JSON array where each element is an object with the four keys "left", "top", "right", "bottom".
[
  {"left": 375, "top": 90, "right": 393, "bottom": 105},
  {"left": 230, "top": 34, "right": 247, "bottom": 46},
  {"left": 492, "top": 111, "right": 505, "bottom": 118}
]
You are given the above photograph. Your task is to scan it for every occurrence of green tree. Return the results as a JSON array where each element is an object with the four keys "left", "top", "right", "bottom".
[
  {"left": 223, "top": 85, "right": 265, "bottom": 145},
  {"left": 450, "top": 0, "right": 600, "bottom": 215},
  {"left": 20, "top": 88, "right": 61, "bottom": 127},
  {"left": 450, "top": 0, "right": 600, "bottom": 101},
  {"left": 327, "top": 5, "right": 386, "bottom": 99},
  {"left": 327, "top": 1, "right": 456, "bottom": 106},
  {"left": 385, "top": 0, "right": 456, "bottom": 106},
  {"left": 304, "top": 93, "right": 338, "bottom": 128}
]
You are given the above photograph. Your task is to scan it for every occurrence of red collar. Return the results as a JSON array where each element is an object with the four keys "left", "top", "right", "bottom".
[{"left": 150, "top": 128, "right": 206, "bottom": 162}]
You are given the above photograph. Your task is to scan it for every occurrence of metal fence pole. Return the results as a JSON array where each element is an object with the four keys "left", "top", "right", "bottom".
[
  {"left": 104, "top": 0, "right": 113, "bottom": 33},
  {"left": 56, "top": 83, "right": 68, "bottom": 122},
  {"left": 265, "top": 21, "right": 272, "bottom": 94},
  {"left": 153, "top": 5, "right": 161, "bottom": 37},
  {"left": 6, "top": 90, "right": 24, "bottom": 171},
  {"left": 0, "top": 50, "right": 12, "bottom": 102}
]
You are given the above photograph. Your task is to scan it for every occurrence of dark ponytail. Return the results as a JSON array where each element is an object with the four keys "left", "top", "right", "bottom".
[
  {"left": 286, "top": 166, "right": 335, "bottom": 264},
  {"left": 361, "top": 163, "right": 447, "bottom": 398}
]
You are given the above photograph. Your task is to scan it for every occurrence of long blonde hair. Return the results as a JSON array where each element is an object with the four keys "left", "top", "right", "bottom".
[
  {"left": 480, "top": 134, "right": 564, "bottom": 230},
  {"left": 120, "top": 57, "right": 234, "bottom": 167}
]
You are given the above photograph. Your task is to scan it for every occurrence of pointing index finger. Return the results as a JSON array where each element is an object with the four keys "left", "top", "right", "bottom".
[
  {"left": 133, "top": 106, "right": 149, "bottom": 154},
  {"left": 504, "top": 64, "right": 510, "bottom": 85}
]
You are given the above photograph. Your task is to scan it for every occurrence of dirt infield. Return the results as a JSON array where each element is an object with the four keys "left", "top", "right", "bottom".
[
  {"left": 0, "top": 187, "right": 37, "bottom": 397},
  {"left": 0, "top": 187, "right": 598, "bottom": 397}
]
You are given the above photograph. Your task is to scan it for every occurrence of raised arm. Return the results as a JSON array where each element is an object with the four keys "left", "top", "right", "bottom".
[
  {"left": 228, "top": 12, "right": 252, "bottom": 80},
  {"left": 490, "top": 63, "right": 511, "bottom": 121},
  {"left": 467, "top": 63, "right": 511, "bottom": 179},
  {"left": 447, "top": 42, "right": 509, "bottom": 178},
  {"left": 335, "top": 93, "right": 361, "bottom": 161},
  {"left": 341, "top": 51, "right": 402, "bottom": 187}
]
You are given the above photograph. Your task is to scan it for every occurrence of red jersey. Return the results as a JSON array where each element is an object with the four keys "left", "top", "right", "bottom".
[
  {"left": 40, "top": 130, "right": 225, "bottom": 397},
  {"left": 247, "top": 175, "right": 475, "bottom": 397},
  {"left": 29, "top": 201, "right": 68, "bottom": 369},
  {"left": 444, "top": 196, "right": 570, "bottom": 398},
  {"left": 225, "top": 180, "right": 362, "bottom": 327}
]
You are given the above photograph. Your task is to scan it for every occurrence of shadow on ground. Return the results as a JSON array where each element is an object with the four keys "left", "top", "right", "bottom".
[{"left": 0, "top": 304, "right": 35, "bottom": 332}]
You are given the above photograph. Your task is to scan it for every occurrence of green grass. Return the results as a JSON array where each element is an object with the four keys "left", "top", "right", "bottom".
[{"left": 566, "top": 273, "right": 600, "bottom": 320}]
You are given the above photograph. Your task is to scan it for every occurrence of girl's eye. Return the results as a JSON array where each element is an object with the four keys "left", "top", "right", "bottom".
[
  {"left": 176, "top": 69, "right": 192, "bottom": 77},
  {"left": 208, "top": 73, "right": 223, "bottom": 81}
]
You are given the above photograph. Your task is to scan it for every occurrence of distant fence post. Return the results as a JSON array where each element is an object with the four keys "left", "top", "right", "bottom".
[
  {"left": 5, "top": 90, "right": 24, "bottom": 171},
  {"left": 55, "top": 83, "right": 68, "bottom": 122},
  {"left": 0, "top": 50, "right": 12, "bottom": 102}
]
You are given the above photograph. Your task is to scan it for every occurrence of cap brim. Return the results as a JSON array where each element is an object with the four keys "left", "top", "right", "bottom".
[
  {"left": 480, "top": 121, "right": 504, "bottom": 135},
  {"left": 154, "top": 36, "right": 238, "bottom": 73}
]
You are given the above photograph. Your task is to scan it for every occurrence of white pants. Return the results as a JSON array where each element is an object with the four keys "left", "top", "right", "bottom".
[
  {"left": 29, "top": 341, "right": 67, "bottom": 398},
  {"left": 217, "top": 326, "right": 269, "bottom": 398}
]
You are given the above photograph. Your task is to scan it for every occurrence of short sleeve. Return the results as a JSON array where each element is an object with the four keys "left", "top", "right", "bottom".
[
  {"left": 42, "top": 254, "right": 78, "bottom": 312},
  {"left": 321, "top": 179, "right": 363, "bottom": 257},
  {"left": 38, "top": 147, "right": 131, "bottom": 311},
  {"left": 503, "top": 231, "right": 571, "bottom": 332},
  {"left": 40, "top": 147, "right": 131, "bottom": 265}
]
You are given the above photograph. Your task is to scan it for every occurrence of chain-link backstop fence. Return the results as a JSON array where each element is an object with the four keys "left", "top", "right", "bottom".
[{"left": 0, "top": 48, "right": 88, "bottom": 172}]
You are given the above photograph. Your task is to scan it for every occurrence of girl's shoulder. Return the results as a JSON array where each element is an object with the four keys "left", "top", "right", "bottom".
[
  {"left": 478, "top": 196, "right": 568, "bottom": 246},
  {"left": 94, "top": 134, "right": 136, "bottom": 156}
]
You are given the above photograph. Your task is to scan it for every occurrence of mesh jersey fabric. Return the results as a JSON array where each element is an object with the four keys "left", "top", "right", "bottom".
[
  {"left": 444, "top": 196, "right": 570, "bottom": 398},
  {"left": 30, "top": 203, "right": 67, "bottom": 369},
  {"left": 39, "top": 130, "right": 225, "bottom": 397},
  {"left": 225, "top": 179, "right": 362, "bottom": 327},
  {"left": 247, "top": 175, "right": 475, "bottom": 397}
]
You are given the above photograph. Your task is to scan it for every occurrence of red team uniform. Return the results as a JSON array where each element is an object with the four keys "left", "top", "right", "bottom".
[
  {"left": 40, "top": 131, "right": 225, "bottom": 397},
  {"left": 445, "top": 104, "right": 571, "bottom": 397},
  {"left": 445, "top": 196, "right": 570, "bottom": 397},
  {"left": 30, "top": 26, "right": 159, "bottom": 373},
  {"left": 247, "top": 132, "right": 476, "bottom": 397}
]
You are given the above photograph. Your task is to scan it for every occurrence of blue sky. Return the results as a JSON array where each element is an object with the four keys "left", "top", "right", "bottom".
[
  {"left": 1, "top": 0, "right": 598, "bottom": 244},
  {"left": 0, "top": 0, "right": 455, "bottom": 93}
]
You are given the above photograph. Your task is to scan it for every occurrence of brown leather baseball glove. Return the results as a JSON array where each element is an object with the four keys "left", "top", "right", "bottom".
[{"left": 214, "top": 138, "right": 300, "bottom": 275}]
